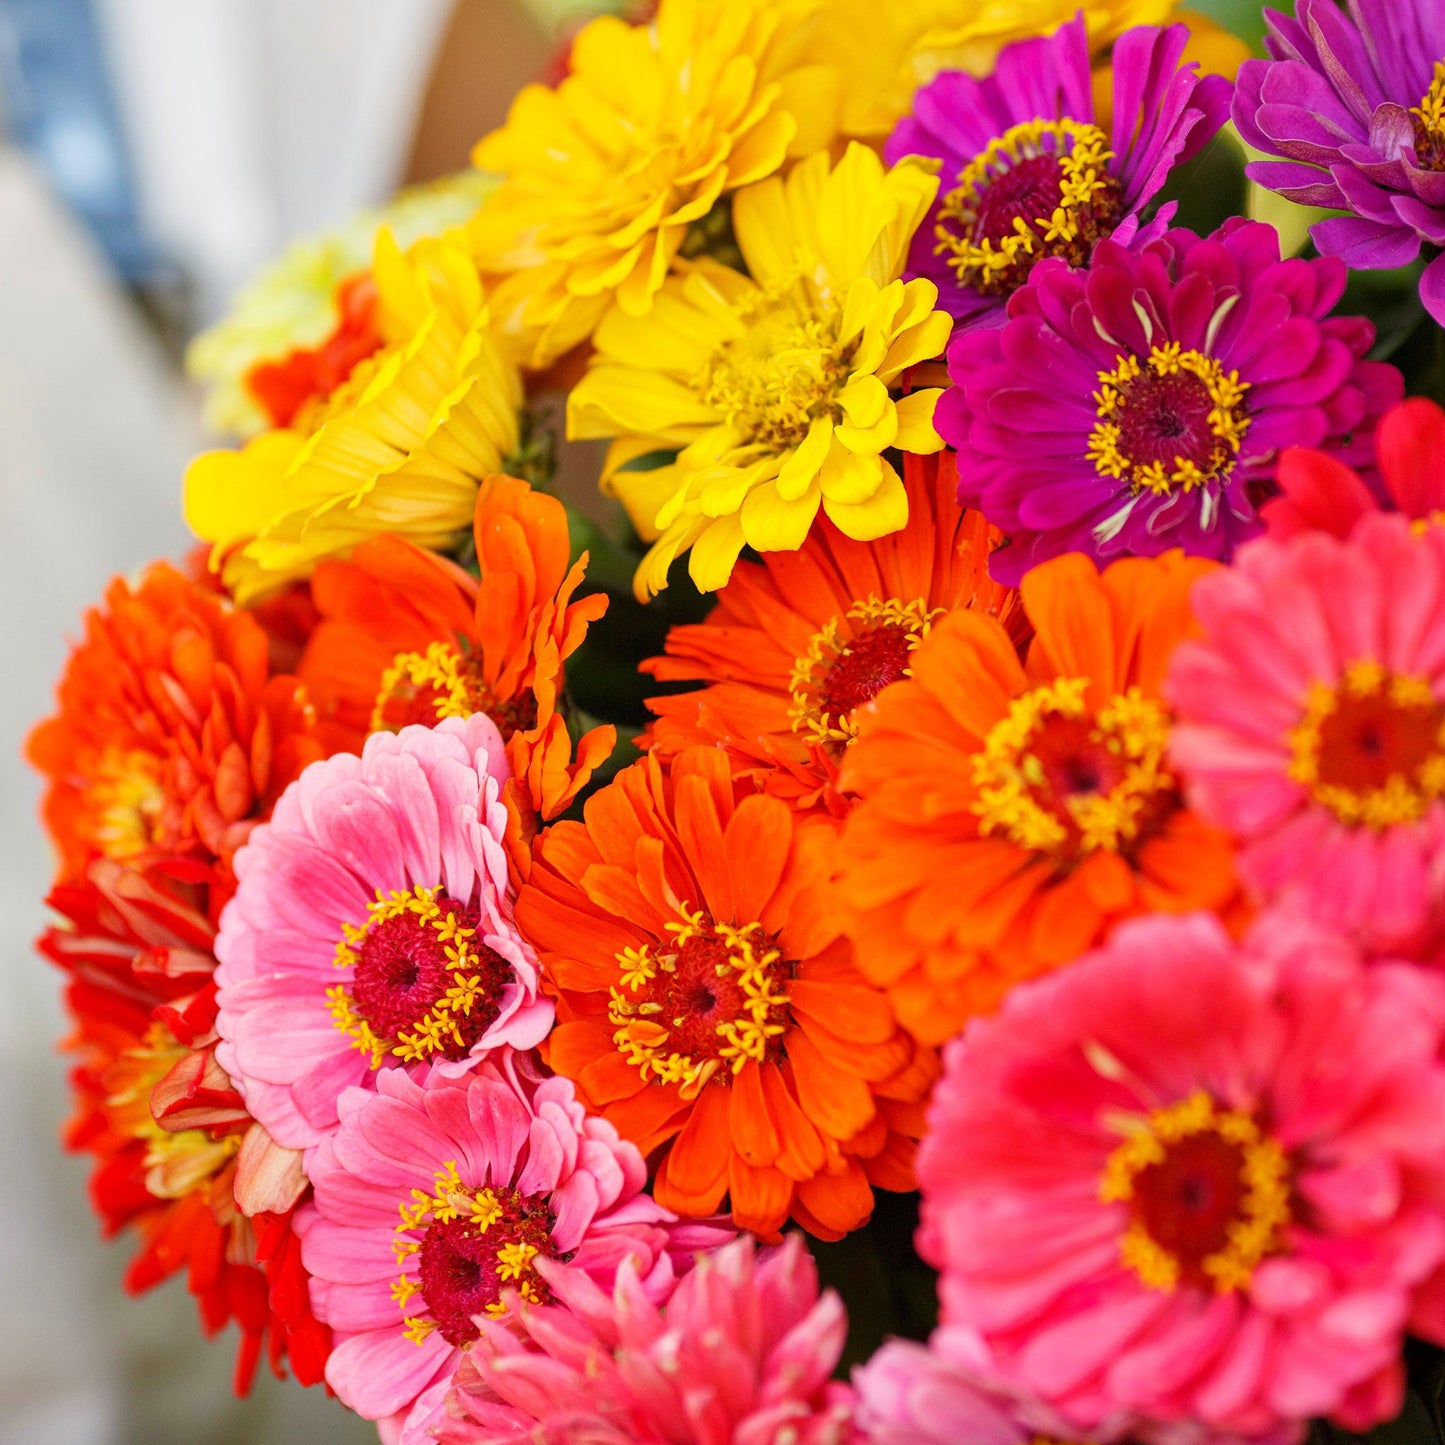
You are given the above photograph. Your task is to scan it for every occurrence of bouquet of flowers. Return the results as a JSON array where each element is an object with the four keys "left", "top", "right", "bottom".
[{"left": 30, "top": 0, "right": 1445, "bottom": 1440}]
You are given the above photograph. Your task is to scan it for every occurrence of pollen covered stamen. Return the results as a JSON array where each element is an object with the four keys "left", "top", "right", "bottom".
[
  {"left": 1100, "top": 1091, "right": 1291, "bottom": 1294},
  {"left": 937, "top": 118, "right": 1123, "bottom": 297},
  {"left": 789, "top": 596, "right": 939, "bottom": 747},
  {"left": 328, "top": 885, "right": 513, "bottom": 1068},
  {"left": 392, "top": 1161, "right": 556, "bottom": 1347},
  {"left": 609, "top": 905, "right": 793, "bottom": 1098},
  {"left": 1413, "top": 60, "right": 1445, "bottom": 171},
  {"left": 971, "top": 677, "right": 1176, "bottom": 858},
  {"left": 372, "top": 641, "right": 538, "bottom": 739},
  {"left": 1087, "top": 344, "right": 1251, "bottom": 496},
  {"left": 1287, "top": 660, "right": 1445, "bottom": 828}
]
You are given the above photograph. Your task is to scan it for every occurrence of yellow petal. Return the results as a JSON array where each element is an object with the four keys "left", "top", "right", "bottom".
[
  {"left": 822, "top": 459, "right": 908, "bottom": 541},
  {"left": 688, "top": 512, "right": 749, "bottom": 592},
  {"left": 184, "top": 430, "right": 305, "bottom": 558},
  {"left": 818, "top": 440, "right": 884, "bottom": 504},
  {"left": 894, "top": 389, "right": 946, "bottom": 453},
  {"left": 776, "top": 415, "right": 834, "bottom": 500},
  {"left": 740, "top": 478, "right": 820, "bottom": 553}
]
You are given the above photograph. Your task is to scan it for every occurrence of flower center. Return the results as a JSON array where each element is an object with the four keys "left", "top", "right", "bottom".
[
  {"left": 699, "top": 291, "right": 854, "bottom": 453},
  {"left": 393, "top": 1162, "right": 557, "bottom": 1347},
  {"left": 327, "top": 885, "right": 513, "bottom": 1068},
  {"left": 1413, "top": 61, "right": 1445, "bottom": 171},
  {"left": 970, "top": 677, "right": 1176, "bottom": 859},
  {"left": 87, "top": 747, "right": 166, "bottom": 862},
  {"left": 1100, "top": 1091, "right": 1291, "bottom": 1293},
  {"left": 1087, "top": 344, "right": 1251, "bottom": 495},
  {"left": 936, "top": 118, "right": 1123, "bottom": 299},
  {"left": 789, "top": 597, "right": 938, "bottom": 747},
  {"left": 371, "top": 641, "right": 538, "bottom": 740},
  {"left": 609, "top": 906, "right": 794, "bottom": 1099},
  {"left": 1286, "top": 660, "right": 1445, "bottom": 828}
]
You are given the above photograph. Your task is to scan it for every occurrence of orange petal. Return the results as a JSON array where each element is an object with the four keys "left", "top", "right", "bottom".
[
  {"left": 657, "top": 1082, "right": 730, "bottom": 1211},
  {"left": 760, "top": 1062, "right": 826, "bottom": 1182},
  {"left": 794, "top": 1157, "right": 874, "bottom": 1237},
  {"left": 786, "top": 1028, "right": 876, "bottom": 1141},
  {"left": 729, "top": 1060, "right": 780, "bottom": 1169},
  {"left": 728, "top": 1154, "right": 792, "bottom": 1238}
]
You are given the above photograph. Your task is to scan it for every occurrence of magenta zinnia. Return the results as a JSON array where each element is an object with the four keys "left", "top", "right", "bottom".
[
  {"left": 214, "top": 715, "right": 551, "bottom": 1149},
  {"left": 939, "top": 219, "right": 1403, "bottom": 583}
]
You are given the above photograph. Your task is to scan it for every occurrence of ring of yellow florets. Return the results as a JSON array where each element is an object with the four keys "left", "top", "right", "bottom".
[
  {"left": 371, "top": 641, "right": 537, "bottom": 739},
  {"left": 1087, "top": 344, "right": 1252, "bottom": 496},
  {"left": 1286, "top": 659, "right": 1445, "bottom": 828},
  {"left": 1100, "top": 1091, "right": 1291, "bottom": 1294},
  {"left": 88, "top": 747, "right": 166, "bottom": 862},
  {"left": 936, "top": 118, "right": 1123, "bottom": 297},
  {"left": 1413, "top": 60, "right": 1445, "bottom": 171},
  {"left": 970, "top": 677, "right": 1175, "bottom": 857},
  {"left": 392, "top": 1160, "right": 555, "bottom": 1347},
  {"left": 609, "top": 905, "right": 793, "bottom": 1100},
  {"left": 327, "top": 885, "right": 498, "bottom": 1068},
  {"left": 789, "top": 596, "right": 940, "bottom": 747},
  {"left": 697, "top": 286, "right": 856, "bottom": 454}
]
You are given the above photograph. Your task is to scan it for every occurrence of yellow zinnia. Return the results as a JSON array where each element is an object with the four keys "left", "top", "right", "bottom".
[
  {"left": 467, "top": 0, "right": 839, "bottom": 370},
  {"left": 567, "top": 143, "right": 952, "bottom": 599},
  {"left": 822, "top": 0, "right": 1179, "bottom": 137},
  {"left": 185, "top": 230, "right": 521, "bottom": 604}
]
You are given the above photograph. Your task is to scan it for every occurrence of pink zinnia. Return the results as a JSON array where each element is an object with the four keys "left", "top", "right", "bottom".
[
  {"left": 297, "top": 1058, "right": 723, "bottom": 1444},
  {"left": 437, "top": 1235, "right": 858, "bottom": 1445},
  {"left": 1264, "top": 397, "right": 1445, "bottom": 541},
  {"left": 214, "top": 715, "right": 552, "bottom": 1148},
  {"left": 916, "top": 909, "right": 1445, "bottom": 1439},
  {"left": 1168, "top": 513, "right": 1445, "bottom": 950}
]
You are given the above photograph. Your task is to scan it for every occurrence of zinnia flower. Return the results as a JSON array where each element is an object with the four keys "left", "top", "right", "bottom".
[
  {"left": 296, "top": 1059, "right": 723, "bottom": 1444},
  {"left": 884, "top": 16, "right": 1228, "bottom": 332},
  {"left": 567, "top": 142, "right": 952, "bottom": 598},
  {"left": 915, "top": 909, "right": 1445, "bottom": 1437},
  {"left": 517, "top": 744, "right": 937, "bottom": 1239},
  {"left": 835, "top": 550, "right": 1237, "bottom": 1047},
  {"left": 214, "top": 715, "right": 552, "bottom": 1150},
  {"left": 436, "top": 1235, "right": 858, "bottom": 1445},
  {"left": 820, "top": 0, "right": 1183, "bottom": 138},
  {"left": 467, "top": 0, "right": 839, "bottom": 369},
  {"left": 1169, "top": 511, "right": 1445, "bottom": 951},
  {"left": 1232, "top": 0, "right": 1445, "bottom": 323},
  {"left": 187, "top": 173, "right": 494, "bottom": 437},
  {"left": 41, "top": 858, "right": 328, "bottom": 1392},
  {"left": 940, "top": 219, "right": 1404, "bottom": 583},
  {"left": 1264, "top": 396, "right": 1445, "bottom": 540},
  {"left": 26, "top": 562, "right": 322, "bottom": 898},
  {"left": 299, "top": 474, "right": 613, "bottom": 822},
  {"left": 185, "top": 231, "right": 523, "bottom": 603},
  {"left": 642, "top": 450, "right": 1022, "bottom": 814}
]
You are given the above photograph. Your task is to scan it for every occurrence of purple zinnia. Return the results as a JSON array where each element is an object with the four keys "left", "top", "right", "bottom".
[
  {"left": 939, "top": 218, "right": 1403, "bottom": 583},
  {"left": 883, "top": 14, "right": 1230, "bottom": 333},
  {"left": 1234, "top": 0, "right": 1445, "bottom": 322}
]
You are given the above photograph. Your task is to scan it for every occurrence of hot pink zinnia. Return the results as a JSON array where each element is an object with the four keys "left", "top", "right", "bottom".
[
  {"left": 297, "top": 1058, "right": 724, "bottom": 1445},
  {"left": 1168, "top": 512, "right": 1445, "bottom": 950},
  {"left": 916, "top": 909, "right": 1445, "bottom": 1439},
  {"left": 436, "top": 1235, "right": 859, "bottom": 1445},
  {"left": 214, "top": 715, "right": 552, "bottom": 1148}
]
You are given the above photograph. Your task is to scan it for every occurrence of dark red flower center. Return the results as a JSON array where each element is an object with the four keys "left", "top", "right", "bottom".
[
  {"left": 331, "top": 887, "right": 513, "bottom": 1067},
  {"left": 1110, "top": 370, "right": 1218, "bottom": 474},
  {"left": 818, "top": 624, "right": 915, "bottom": 718},
  {"left": 372, "top": 642, "right": 539, "bottom": 740},
  {"left": 1130, "top": 1131, "right": 1249, "bottom": 1286},
  {"left": 1315, "top": 689, "right": 1444, "bottom": 792}
]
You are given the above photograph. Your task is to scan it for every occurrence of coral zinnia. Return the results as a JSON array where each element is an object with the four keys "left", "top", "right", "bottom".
[
  {"left": 1169, "top": 511, "right": 1445, "bottom": 951},
  {"left": 185, "top": 231, "right": 523, "bottom": 603},
  {"left": 916, "top": 909, "right": 1445, "bottom": 1437},
  {"left": 297, "top": 1060, "right": 721, "bottom": 1445},
  {"left": 26, "top": 562, "right": 322, "bottom": 897},
  {"left": 437, "top": 1235, "right": 858, "bottom": 1445},
  {"left": 567, "top": 142, "right": 952, "bottom": 598},
  {"left": 299, "top": 474, "right": 613, "bottom": 822},
  {"left": 468, "top": 0, "right": 838, "bottom": 369},
  {"left": 214, "top": 715, "right": 551, "bottom": 1149},
  {"left": 1233, "top": 0, "right": 1445, "bottom": 323},
  {"left": 642, "top": 450, "right": 1022, "bottom": 815},
  {"left": 940, "top": 219, "right": 1403, "bottom": 584},
  {"left": 836, "top": 549, "right": 1237, "bottom": 1047},
  {"left": 884, "top": 15, "right": 1228, "bottom": 332},
  {"left": 517, "top": 745, "right": 937, "bottom": 1239},
  {"left": 1264, "top": 396, "right": 1445, "bottom": 541},
  {"left": 41, "top": 858, "right": 329, "bottom": 1392}
]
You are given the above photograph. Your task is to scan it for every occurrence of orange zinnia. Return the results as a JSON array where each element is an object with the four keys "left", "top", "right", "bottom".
[
  {"left": 516, "top": 745, "right": 937, "bottom": 1240},
  {"left": 642, "top": 451, "right": 1024, "bottom": 814},
  {"left": 298, "top": 474, "right": 614, "bottom": 829},
  {"left": 42, "top": 859, "right": 328, "bottom": 1392},
  {"left": 836, "top": 550, "right": 1239, "bottom": 1047},
  {"left": 27, "top": 563, "right": 322, "bottom": 899}
]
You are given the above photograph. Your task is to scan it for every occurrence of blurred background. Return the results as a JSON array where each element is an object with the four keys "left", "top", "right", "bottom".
[{"left": 0, "top": 1, "right": 1259, "bottom": 1442}]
